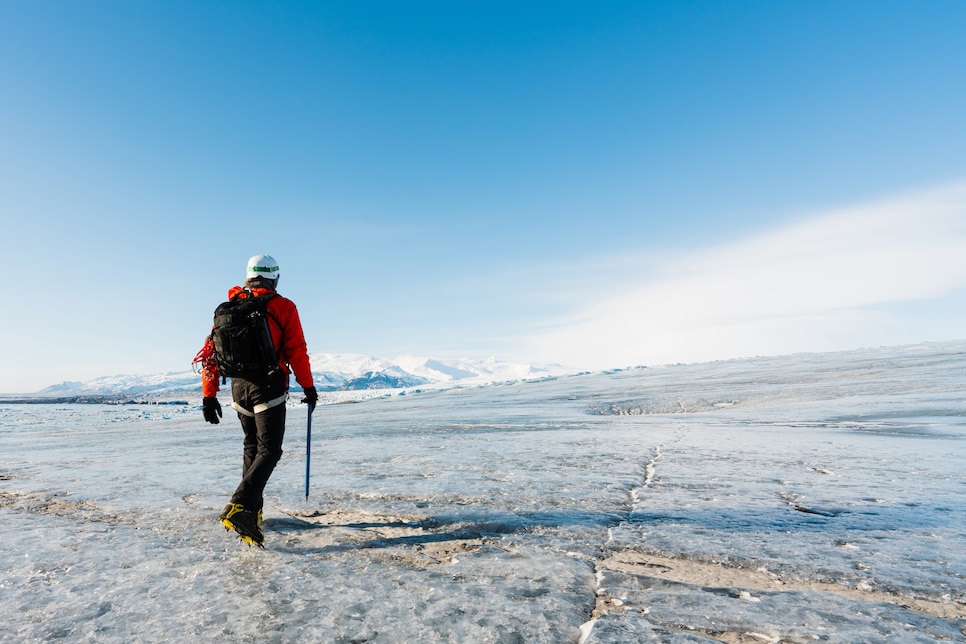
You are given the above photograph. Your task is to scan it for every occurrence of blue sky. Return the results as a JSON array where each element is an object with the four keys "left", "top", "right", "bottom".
[{"left": 3, "top": 1, "right": 966, "bottom": 392}]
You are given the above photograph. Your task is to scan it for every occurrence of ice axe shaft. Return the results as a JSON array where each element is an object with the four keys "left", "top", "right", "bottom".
[{"left": 304, "top": 404, "right": 314, "bottom": 501}]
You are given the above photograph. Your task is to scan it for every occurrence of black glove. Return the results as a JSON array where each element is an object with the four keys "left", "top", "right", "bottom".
[
  {"left": 202, "top": 397, "right": 222, "bottom": 424},
  {"left": 301, "top": 386, "right": 318, "bottom": 407}
]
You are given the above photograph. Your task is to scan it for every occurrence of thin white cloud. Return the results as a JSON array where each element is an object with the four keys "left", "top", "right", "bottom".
[{"left": 526, "top": 182, "right": 966, "bottom": 368}]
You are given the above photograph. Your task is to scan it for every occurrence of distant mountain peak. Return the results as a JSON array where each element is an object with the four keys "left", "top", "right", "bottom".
[{"left": 28, "top": 354, "right": 573, "bottom": 400}]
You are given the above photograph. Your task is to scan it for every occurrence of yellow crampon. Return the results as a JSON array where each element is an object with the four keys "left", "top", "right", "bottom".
[{"left": 237, "top": 533, "right": 264, "bottom": 548}]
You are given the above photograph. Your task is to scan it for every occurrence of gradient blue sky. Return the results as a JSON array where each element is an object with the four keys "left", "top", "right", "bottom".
[{"left": 3, "top": 1, "right": 966, "bottom": 392}]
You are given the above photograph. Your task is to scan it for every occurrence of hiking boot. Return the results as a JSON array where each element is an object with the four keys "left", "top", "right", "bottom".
[{"left": 220, "top": 503, "right": 264, "bottom": 547}]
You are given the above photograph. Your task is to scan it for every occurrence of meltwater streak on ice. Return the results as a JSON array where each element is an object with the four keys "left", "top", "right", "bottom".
[{"left": 1, "top": 342, "right": 965, "bottom": 642}]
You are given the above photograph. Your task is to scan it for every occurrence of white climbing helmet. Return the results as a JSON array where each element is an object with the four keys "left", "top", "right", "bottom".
[{"left": 246, "top": 254, "right": 280, "bottom": 281}]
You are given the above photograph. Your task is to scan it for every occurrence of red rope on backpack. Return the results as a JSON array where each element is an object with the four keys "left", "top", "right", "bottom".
[{"left": 192, "top": 336, "right": 220, "bottom": 388}]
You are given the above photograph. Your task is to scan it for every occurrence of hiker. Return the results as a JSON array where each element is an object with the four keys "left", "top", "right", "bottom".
[{"left": 193, "top": 254, "right": 317, "bottom": 546}]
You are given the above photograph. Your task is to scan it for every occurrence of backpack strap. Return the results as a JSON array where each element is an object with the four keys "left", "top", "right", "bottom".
[
  {"left": 259, "top": 292, "right": 282, "bottom": 335},
  {"left": 249, "top": 290, "right": 283, "bottom": 356}
]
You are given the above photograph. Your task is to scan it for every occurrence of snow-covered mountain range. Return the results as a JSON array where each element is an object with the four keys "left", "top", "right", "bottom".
[{"left": 12, "top": 354, "right": 575, "bottom": 401}]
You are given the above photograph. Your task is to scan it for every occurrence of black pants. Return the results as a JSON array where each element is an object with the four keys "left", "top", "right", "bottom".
[{"left": 230, "top": 372, "right": 288, "bottom": 511}]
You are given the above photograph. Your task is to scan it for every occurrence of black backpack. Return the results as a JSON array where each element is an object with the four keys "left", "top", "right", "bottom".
[{"left": 210, "top": 290, "right": 279, "bottom": 380}]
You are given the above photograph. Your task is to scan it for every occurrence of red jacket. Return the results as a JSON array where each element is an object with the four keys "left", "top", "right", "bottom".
[{"left": 197, "top": 286, "right": 314, "bottom": 398}]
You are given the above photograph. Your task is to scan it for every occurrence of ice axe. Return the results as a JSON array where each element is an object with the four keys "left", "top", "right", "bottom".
[{"left": 304, "top": 403, "right": 315, "bottom": 502}]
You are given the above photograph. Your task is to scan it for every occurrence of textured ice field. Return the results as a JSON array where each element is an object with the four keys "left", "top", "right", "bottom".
[{"left": 2, "top": 342, "right": 965, "bottom": 642}]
